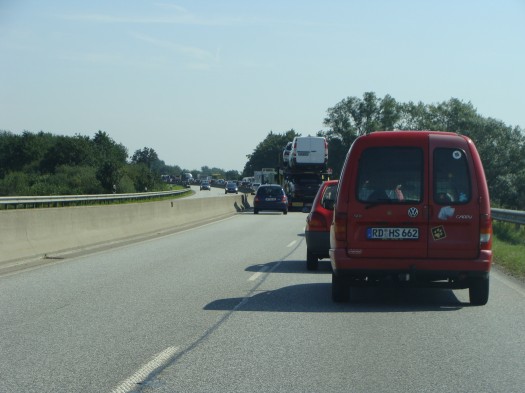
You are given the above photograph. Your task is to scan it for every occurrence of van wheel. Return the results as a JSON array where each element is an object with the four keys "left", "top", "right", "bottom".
[
  {"left": 306, "top": 250, "right": 318, "bottom": 271},
  {"left": 332, "top": 273, "right": 350, "bottom": 303},
  {"left": 254, "top": 209, "right": 259, "bottom": 214},
  {"left": 283, "top": 209, "right": 288, "bottom": 215},
  {"left": 469, "top": 276, "right": 489, "bottom": 306}
]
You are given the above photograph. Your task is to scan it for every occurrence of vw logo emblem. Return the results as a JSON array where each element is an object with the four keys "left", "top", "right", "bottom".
[{"left": 408, "top": 207, "right": 419, "bottom": 218}]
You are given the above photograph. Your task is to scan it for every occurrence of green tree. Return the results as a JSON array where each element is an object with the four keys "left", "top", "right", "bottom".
[
  {"left": 131, "top": 147, "right": 159, "bottom": 170},
  {"left": 130, "top": 147, "right": 163, "bottom": 191},
  {"left": 0, "top": 171, "right": 31, "bottom": 195},
  {"left": 125, "top": 164, "right": 150, "bottom": 192},
  {"left": 0, "top": 131, "right": 55, "bottom": 177},
  {"left": 243, "top": 129, "right": 299, "bottom": 177},
  {"left": 324, "top": 137, "right": 347, "bottom": 179},
  {"left": 40, "top": 135, "right": 94, "bottom": 173},
  {"left": 323, "top": 92, "right": 401, "bottom": 145},
  {"left": 52, "top": 165, "right": 104, "bottom": 195},
  {"left": 200, "top": 166, "right": 212, "bottom": 177},
  {"left": 225, "top": 170, "right": 240, "bottom": 180},
  {"left": 321, "top": 93, "right": 402, "bottom": 177},
  {"left": 92, "top": 131, "right": 128, "bottom": 192},
  {"left": 397, "top": 98, "right": 525, "bottom": 208},
  {"left": 157, "top": 162, "right": 182, "bottom": 178}
]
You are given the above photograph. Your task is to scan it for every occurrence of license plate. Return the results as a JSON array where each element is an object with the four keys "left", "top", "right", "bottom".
[
  {"left": 367, "top": 227, "right": 419, "bottom": 240},
  {"left": 266, "top": 198, "right": 276, "bottom": 201},
  {"left": 298, "top": 151, "right": 309, "bottom": 156}
]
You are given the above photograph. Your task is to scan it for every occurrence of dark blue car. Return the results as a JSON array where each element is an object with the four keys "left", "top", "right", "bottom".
[
  {"left": 253, "top": 184, "right": 288, "bottom": 215},
  {"left": 225, "top": 181, "right": 238, "bottom": 194}
]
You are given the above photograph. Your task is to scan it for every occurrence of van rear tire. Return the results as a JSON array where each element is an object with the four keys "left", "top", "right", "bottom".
[
  {"left": 469, "top": 276, "right": 489, "bottom": 306},
  {"left": 332, "top": 273, "right": 350, "bottom": 303}
]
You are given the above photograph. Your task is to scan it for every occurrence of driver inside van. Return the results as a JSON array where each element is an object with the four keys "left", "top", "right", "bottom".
[
  {"left": 366, "top": 179, "right": 405, "bottom": 202},
  {"left": 366, "top": 178, "right": 389, "bottom": 202}
]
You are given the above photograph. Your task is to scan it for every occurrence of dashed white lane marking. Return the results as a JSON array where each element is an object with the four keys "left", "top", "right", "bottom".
[
  {"left": 286, "top": 240, "right": 297, "bottom": 248},
  {"left": 248, "top": 266, "right": 269, "bottom": 281},
  {"left": 111, "top": 346, "right": 179, "bottom": 393}
]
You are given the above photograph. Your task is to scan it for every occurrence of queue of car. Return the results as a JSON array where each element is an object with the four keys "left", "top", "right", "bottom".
[
  {"left": 195, "top": 179, "right": 257, "bottom": 194},
  {"left": 192, "top": 130, "right": 493, "bottom": 306}
]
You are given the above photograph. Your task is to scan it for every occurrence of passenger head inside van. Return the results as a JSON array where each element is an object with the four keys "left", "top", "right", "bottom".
[{"left": 357, "top": 146, "right": 422, "bottom": 203}]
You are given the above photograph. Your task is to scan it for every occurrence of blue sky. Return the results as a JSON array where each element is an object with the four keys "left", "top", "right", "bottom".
[{"left": 1, "top": 1, "right": 524, "bottom": 171}]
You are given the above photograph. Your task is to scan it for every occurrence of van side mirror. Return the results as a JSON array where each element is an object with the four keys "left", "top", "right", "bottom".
[{"left": 323, "top": 199, "right": 335, "bottom": 210}]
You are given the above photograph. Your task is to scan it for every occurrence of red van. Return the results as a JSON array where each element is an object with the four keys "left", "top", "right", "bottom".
[{"left": 330, "top": 131, "right": 492, "bottom": 305}]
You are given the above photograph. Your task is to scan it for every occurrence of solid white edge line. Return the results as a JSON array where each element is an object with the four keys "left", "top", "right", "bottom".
[
  {"left": 248, "top": 266, "right": 269, "bottom": 281},
  {"left": 492, "top": 271, "right": 525, "bottom": 297},
  {"left": 111, "top": 346, "right": 179, "bottom": 393}
]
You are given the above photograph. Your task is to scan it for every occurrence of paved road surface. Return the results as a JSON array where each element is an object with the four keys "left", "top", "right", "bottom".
[{"left": 1, "top": 211, "right": 524, "bottom": 392}]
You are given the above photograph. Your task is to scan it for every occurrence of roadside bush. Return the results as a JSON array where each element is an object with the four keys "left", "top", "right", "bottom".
[
  {"left": 53, "top": 165, "right": 105, "bottom": 195},
  {"left": 0, "top": 172, "right": 32, "bottom": 195},
  {"left": 117, "top": 174, "right": 136, "bottom": 193},
  {"left": 493, "top": 221, "right": 525, "bottom": 246}
]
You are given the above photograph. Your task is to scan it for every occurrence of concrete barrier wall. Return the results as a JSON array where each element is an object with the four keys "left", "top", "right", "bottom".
[{"left": 0, "top": 194, "right": 250, "bottom": 266}]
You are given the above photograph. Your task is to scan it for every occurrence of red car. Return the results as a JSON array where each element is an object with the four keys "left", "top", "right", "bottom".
[{"left": 305, "top": 180, "right": 338, "bottom": 270}]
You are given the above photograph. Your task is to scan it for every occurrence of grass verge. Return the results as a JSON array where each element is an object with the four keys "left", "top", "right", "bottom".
[{"left": 492, "top": 222, "right": 525, "bottom": 280}]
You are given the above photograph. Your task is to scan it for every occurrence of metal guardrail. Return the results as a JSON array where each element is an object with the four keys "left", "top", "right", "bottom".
[
  {"left": 0, "top": 189, "right": 191, "bottom": 209},
  {"left": 491, "top": 208, "right": 525, "bottom": 226},
  {"left": 1, "top": 191, "right": 523, "bottom": 227}
]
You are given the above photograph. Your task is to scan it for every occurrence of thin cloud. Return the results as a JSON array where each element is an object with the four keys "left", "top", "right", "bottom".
[
  {"left": 154, "top": 3, "right": 189, "bottom": 13},
  {"left": 131, "top": 33, "right": 213, "bottom": 60},
  {"left": 55, "top": 10, "right": 238, "bottom": 27},
  {"left": 54, "top": 4, "right": 305, "bottom": 28},
  {"left": 130, "top": 32, "right": 220, "bottom": 70},
  {"left": 59, "top": 51, "right": 124, "bottom": 65}
]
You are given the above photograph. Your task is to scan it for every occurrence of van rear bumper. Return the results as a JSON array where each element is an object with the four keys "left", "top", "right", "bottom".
[{"left": 329, "top": 248, "right": 492, "bottom": 287}]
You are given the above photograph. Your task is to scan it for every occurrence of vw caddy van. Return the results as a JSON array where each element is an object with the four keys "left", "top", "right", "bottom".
[{"left": 329, "top": 131, "right": 492, "bottom": 305}]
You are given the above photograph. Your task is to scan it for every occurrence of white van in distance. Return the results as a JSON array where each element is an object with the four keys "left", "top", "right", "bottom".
[{"left": 289, "top": 136, "right": 328, "bottom": 169}]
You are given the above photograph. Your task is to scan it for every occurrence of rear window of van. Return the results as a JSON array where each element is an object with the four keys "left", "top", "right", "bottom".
[
  {"left": 357, "top": 147, "right": 423, "bottom": 203},
  {"left": 433, "top": 148, "right": 471, "bottom": 204}
]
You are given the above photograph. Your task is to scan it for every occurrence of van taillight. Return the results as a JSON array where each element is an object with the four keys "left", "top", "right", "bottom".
[
  {"left": 334, "top": 212, "right": 347, "bottom": 241},
  {"left": 480, "top": 214, "right": 492, "bottom": 250}
]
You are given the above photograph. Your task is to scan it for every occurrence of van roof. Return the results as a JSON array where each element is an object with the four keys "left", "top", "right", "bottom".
[
  {"left": 357, "top": 131, "right": 472, "bottom": 145},
  {"left": 368, "top": 130, "right": 461, "bottom": 138}
]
